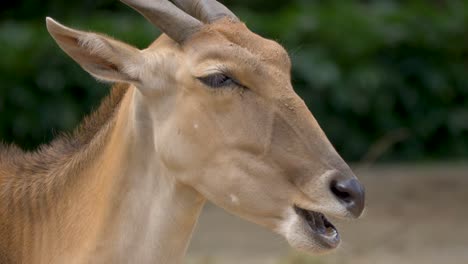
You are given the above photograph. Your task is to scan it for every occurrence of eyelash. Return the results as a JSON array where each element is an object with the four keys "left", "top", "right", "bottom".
[{"left": 197, "top": 73, "right": 238, "bottom": 89}]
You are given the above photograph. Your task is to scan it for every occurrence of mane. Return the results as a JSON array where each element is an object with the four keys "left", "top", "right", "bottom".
[{"left": 0, "top": 83, "right": 129, "bottom": 184}]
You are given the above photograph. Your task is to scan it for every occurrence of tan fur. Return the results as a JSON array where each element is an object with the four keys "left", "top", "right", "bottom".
[
  {"left": 0, "top": 84, "right": 128, "bottom": 263},
  {"left": 0, "top": 6, "right": 364, "bottom": 264}
]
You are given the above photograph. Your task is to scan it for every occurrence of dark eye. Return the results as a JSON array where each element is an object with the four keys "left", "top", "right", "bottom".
[{"left": 198, "top": 73, "right": 235, "bottom": 88}]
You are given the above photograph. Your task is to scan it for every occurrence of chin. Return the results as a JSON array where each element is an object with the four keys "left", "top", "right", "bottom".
[{"left": 277, "top": 206, "right": 341, "bottom": 255}]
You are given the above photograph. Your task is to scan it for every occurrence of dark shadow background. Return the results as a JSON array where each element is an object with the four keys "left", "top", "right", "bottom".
[{"left": 1, "top": 0, "right": 467, "bottom": 162}]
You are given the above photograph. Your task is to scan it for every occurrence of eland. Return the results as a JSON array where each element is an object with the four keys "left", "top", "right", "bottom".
[{"left": 0, "top": 0, "right": 365, "bottom": 263}]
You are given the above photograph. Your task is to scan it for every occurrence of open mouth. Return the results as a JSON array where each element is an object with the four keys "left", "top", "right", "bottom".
[{"left": 294, "top": 205, "right": 340, "bottom": 248}]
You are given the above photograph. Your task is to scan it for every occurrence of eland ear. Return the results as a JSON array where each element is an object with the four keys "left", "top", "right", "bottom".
[{"left": 46, "top": 17, "right": 141, "bottom": 84}]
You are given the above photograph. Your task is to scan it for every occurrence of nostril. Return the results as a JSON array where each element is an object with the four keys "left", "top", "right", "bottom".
[
  {"left": 330, "top": 180, "right": 353, "bottom": 204},
  {"left": 330, "top": 178, "right": 365, "bottom": 217}
]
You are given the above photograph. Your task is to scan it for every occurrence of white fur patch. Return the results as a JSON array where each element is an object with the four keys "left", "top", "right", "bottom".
[
  {"left": 276, "top": 207, "right": 298, "bottom": 238},
  {"left": 229, "top": 194, "right": 239, "bottom": 205}
]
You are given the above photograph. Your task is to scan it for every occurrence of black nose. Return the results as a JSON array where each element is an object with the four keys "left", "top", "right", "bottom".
[{"left": 330, "top": 178, "right": 365, "bottom": 217}]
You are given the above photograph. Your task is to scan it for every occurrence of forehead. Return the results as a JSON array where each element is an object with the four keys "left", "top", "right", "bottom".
[{"left": 186, "top": 19, "right": 291, "bottom": 70}]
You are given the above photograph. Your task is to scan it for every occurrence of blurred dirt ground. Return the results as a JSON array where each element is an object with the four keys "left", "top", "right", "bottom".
[{"left": 186, "top": 163, "right": 468, "bottom": 264}]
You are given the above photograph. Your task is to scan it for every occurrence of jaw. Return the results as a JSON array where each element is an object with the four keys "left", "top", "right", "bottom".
[{"left": 276, "top": 206, "right": 341, "bottom": 254}]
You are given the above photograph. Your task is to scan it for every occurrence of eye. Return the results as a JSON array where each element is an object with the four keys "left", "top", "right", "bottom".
[{"left": 198, "top": 73, "right": 235, "bottom": 88}]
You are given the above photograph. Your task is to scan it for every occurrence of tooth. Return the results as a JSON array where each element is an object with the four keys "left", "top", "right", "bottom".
[{"left": 326, "top": 227, "right": 336, "bottom": 237}]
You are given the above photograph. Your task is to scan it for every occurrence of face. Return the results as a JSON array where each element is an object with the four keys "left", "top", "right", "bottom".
[
  {"left": 46, "top": 11, "right": 365, "bottom": 254},
  {"left": 138, "top": 19, "right": 365, "bottom": 254}
]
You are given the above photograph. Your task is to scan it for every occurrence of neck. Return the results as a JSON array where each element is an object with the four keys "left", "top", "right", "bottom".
[
  {"left": 0, "top": 85, "right": 206, "bottom": 264},
  {"left": 90, "top": 86, "right": 206, "bottom": 263}
]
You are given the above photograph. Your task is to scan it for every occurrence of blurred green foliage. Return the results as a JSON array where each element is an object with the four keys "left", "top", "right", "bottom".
[{"left": 1, "top": 0, "right": 467, "bottom": 162}]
